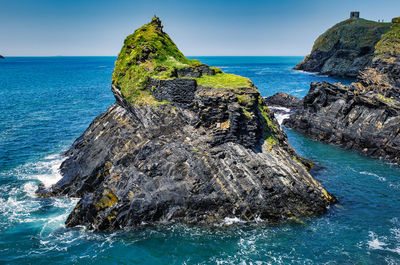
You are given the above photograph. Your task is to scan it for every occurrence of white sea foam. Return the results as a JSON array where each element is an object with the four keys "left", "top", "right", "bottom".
[
  {"left": 360, "top": 171, "right": 386, "bottom": 182},
  {"left": 274, "top": 113, "right": 291, "bottom": 125},
  {"left": 293, "top": 70, "right": 318, "bottom": 75},
  {"left": 367, "top": 231, "right": 400, "bottom": 255},
  {"left": 268, "top": 106, "right": 291, "bottom": 125},
  {"left": 269, "top": 106, "right": 291, "bottom": 112},
  {"left": 255, "top": 69, "right": 279, "bottom": 75},
  {"left": 30, "top": 154, "right": 66, "bottom": 187},
  {"left": 23, "top": 181, "right": 37, "bottom": 197},
  {"left": 0, "top": 152, "right": 77, "bottom": 232},
  {"left": 368, "top": 232, "right": 387, "bottom": 250},
  {"left": 290, "top": 89, "right": 305, "bottom": 93},
  {"left": 223, "top": 217, "right": 247, "bottom": 225}
]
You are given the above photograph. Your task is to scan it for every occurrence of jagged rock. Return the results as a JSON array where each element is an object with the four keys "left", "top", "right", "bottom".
[
  {"left": 264, "top": 92, "right": 302, "bottom": 109},
  {"left": 294, "top": 13, "right": 391, "bottom": 77},
  {"left": 283, "top": 81, "right": 400, "bottom": 165},
  {"left": 282, "top": 17, "right": 400, "bottom": 165},
  {"left": 36, "top": 17, "right": 336, "bottom": 231}
]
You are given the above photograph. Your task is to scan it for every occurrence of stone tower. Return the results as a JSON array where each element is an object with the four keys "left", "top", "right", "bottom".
[{"left": 350, "top": 11, "right": 360, "bottom": 19}]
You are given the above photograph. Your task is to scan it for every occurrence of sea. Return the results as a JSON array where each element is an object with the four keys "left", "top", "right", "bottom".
[{"left": 1, "top": 56, "right": 399, "bottom": 264}]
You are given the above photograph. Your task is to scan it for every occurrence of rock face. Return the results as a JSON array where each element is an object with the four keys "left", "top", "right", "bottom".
[
  {"left": 0, "top": 55, "right": 4, "bottom": 59},
  {"left": 282, "top": 17, "right": 400, "bottom": 165},
  {"left": 283, "top": 82, "right": 400, "bottom": 165},
  {"left": 264, "top": 92, "right": 302, "bottom": 109},
  {"left": 36, "top": 17, "right": 335, "bottom": 231},
  {"left": 294, "top": 13, "right": 391, "bottom": 77}
]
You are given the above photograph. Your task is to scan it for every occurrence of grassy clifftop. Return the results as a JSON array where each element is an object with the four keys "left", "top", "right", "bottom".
[
  {"left": 312, "top": 18, "right": 391, "bottom": 53},
  {"left": 375, "top": 17, "right": 400, "bottom": 56},
  {"left": 112, "top": 16, "right": 253, "bottom": 105},
  {"left": 294, "top": 15, "right": 392, "bottom": 77}
]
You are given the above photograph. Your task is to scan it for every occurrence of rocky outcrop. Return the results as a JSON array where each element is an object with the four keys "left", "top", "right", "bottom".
[
  {"left": 36, "top": 17, "right": 336, "bottom": 231},
  {"left": 283, "top": 82, "right": 400, "bottom": 165},
  {"left": 0, "top": 55, "right": 4, "bottom": 59},
  {"left": 264, "top": 92, "right": 302, "bottom": 109},
  {"left": 294, "top": 13, "right": 391, "bottom": 77},
  {"left": 280, "top": 17, "right": 400, "bottom": 165}
]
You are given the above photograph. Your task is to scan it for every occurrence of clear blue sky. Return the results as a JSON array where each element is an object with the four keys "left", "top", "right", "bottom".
[{"left": 1, "top": 0, "right": 399, "bottom": 56}]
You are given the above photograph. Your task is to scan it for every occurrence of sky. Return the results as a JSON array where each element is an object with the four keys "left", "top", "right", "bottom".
[{"left": 1, "top": 0, "right": 399, "bottom": 56}]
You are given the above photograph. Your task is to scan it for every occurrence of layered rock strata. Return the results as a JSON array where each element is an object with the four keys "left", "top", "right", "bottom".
[
  {"left": 273, "top": 17, "right": 400, "bottom": 165},
  {"left": 37, "top": 17, "right": 336, "bottom": 230}
]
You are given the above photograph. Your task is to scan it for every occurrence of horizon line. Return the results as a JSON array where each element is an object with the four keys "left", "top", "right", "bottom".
[{"left": 1, "top": 55, "right": 307, "bottom": 58}]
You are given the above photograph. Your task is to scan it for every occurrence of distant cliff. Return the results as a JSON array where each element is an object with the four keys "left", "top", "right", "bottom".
[
  {"left": 270, "top": 17, "right": 400, "bottom": 165},
  {"left": 36, "top": 17, "right": 335, "bottom": 231},
  {"left": 294, "top": 13, "right": 391, "bottom": 77},
  {"left": 0, "top": 55, "right": 4, "bottom": 59}
]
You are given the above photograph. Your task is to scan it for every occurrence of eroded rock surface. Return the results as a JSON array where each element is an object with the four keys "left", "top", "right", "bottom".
[
  {"left": 279, "top": 17, "right": 400, "bottom": 165},
  {"left": 283, "top": 81, "right": 400, "bottom": 165},
  {"left": 36, "top": 17, "right": 335, "bottom": 230}
]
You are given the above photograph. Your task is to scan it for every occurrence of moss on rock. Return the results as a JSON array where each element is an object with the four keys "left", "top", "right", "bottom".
[
  {"left": 112, "top": 16, "right": 201, "bottom": 105},
  {"left": 375, "top": 17, "right": 400, "bottom": 56},
  {"left": 112, "top": 16, "right": 255, "bottom": 105}
]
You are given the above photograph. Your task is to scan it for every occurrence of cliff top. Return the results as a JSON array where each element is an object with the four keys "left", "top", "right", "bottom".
[
  {"left": 112, "top": 16, "right": 253, "bottom": 105},
  {"left": 375, "top": 17, "right": 400, "bottom": 57},
  {"left": 311, "top": 18, "right": 391, "bottom": 53}
]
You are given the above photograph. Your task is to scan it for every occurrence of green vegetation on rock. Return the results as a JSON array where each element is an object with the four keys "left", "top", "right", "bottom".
[
  {"left": 375, "top": 17, "right": 400, "bottom": 56},
  {"left": 312, "top": 18, "right": 390, "bottom": 53},
  {"left": 295, "top": 14, "right": 392, "bottom": 77},
  {"left": 257, "top": 97, "right": 278, "bottom": 149},
  {"left": 112, "top": 16, "right": 201, "bottom": 104},
  {"left": 112, "top": 16, "right": 255, "bottom": 105},
  {"left": 111, "top": 16, "right": 281, "bottom": 150},
  {"left": 377, "top": 94, "right": 395, "bottom": 103},
  {"left": 195, "top": 73, "right": 252, "bottom": 90}
]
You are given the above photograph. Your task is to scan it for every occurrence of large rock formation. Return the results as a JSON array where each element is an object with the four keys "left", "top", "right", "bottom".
[
  {"left": 0, "top": 55, "right": 4, "bottom": 59},
  {"left": 37, "top": 17, "right": 335, "bottom": 231},
  {"left": 278, "top": 17, "right": 400, "bottom": 165},
  {"left": 294, "top": 13, "right": 391, "bottom": 77}
]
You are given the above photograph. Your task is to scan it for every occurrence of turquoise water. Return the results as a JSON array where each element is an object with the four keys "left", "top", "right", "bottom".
[{"left": 0, "top": 56, "right": 399, "bottom": 264}]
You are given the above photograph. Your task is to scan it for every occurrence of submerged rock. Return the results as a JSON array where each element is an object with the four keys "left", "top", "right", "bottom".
[
  {"left": 281, "top": 17, "right": 400, "bottom": 165},
  {"left": 294, "top": 12, "right": 391, "bottom": 77},
  {"left": 37, "top": 17, "right": 336, "bottom": 230}
]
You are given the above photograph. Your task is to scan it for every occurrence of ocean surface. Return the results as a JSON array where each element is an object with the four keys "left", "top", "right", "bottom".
[{"left": 0, "top": 56, "right": 399, "bottom": 264}]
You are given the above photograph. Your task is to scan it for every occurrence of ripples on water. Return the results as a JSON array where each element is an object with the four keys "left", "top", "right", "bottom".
[{"left": 0, "top": 57, "right": 399, "bottom": 264}]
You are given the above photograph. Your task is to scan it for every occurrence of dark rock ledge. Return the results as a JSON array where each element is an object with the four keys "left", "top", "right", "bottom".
[{"left": 266, "top": 68, "right": 400, "bottom": 166}]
